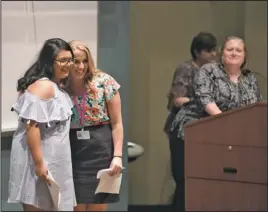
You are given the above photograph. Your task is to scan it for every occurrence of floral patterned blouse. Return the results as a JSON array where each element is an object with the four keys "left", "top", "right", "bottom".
[
  {"left": 170, "top": 62, "right": 263, "bottom": 140},
  {"left": 70, "top": 72, "right": 120, "bottom": 129}
]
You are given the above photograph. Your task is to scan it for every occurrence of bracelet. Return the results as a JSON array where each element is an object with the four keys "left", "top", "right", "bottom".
[{"left": 113, "top": 155, "right": 123, "bottom": 158}]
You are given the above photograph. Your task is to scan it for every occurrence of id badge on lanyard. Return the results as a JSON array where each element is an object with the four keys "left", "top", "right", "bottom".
[{"left": 74, "top": 92, "right": 90, "bottom": 140}]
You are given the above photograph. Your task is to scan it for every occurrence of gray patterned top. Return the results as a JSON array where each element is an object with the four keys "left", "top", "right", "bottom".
[
  {"left": 166, "top": 60, "right": 198, "bottom": 111},
  {"left": 164, "top": 60, "right": 198, "bottom": 135},
  {"left": 170, "top": 62, "right": 263, "bottom": 140}
]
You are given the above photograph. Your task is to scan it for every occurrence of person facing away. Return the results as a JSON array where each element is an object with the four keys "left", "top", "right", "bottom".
[
  {"left": 8, "top": 38, "right": 77, "bottom": 211},
  {"left": 164, "top": 31, "right": 217, "bottom": 212},
  {"left": 164, "top": 31, "right": 217, "bottom": 138},
  {"left": 66, "top": 40, "right": 124, "bottom": 212},
  {"left": 169, "top": 36, "right": 263, "bottom": 211}
]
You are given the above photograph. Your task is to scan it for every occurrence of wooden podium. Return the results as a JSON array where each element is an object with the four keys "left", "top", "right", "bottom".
[{"left": 184, "top": 101, "right": 267, "bottom": 211}]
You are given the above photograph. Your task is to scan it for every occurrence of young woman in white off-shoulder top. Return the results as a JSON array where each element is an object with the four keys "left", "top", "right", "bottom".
[{"left": 8, "top": 38, "right": 77, "bottom": 211}]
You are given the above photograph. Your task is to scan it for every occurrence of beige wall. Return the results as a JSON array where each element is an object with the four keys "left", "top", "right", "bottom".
[
  {"left": 128, "top": 1, "right": 267, "bottom": 204},
  {"left": 244, "top": 1, "right": 267, "bottom": 99}
]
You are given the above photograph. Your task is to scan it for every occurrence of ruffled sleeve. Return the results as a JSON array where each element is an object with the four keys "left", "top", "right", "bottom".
[{"left": 11, "top": 90, "right": 73, "bottom": 127}]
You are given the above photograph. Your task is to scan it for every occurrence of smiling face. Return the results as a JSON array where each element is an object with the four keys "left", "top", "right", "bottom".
[
  {"left": 53, "top": 50, "right": 74, "bottom": 80},
  {"left": 222, "top": 38, "right": 246, "bottom": 68},
  {"left": 68, "top": 41, "right": 96, "bottom": 86},
  {"left": 72, "top": 48, "right": 89, "bottom": 81}
]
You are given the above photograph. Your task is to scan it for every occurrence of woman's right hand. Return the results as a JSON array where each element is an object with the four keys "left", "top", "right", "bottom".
[
  {"left": 174, "top": 97, "right": 190, "bottom": 107},
  {"left": 34, "top": 161, "right": 51, "bottom": 185}
]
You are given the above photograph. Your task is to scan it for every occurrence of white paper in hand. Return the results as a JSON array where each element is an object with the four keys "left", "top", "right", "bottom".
[
  {"left": 95, "top": 168, "right": 123, "bottom": 194},
  {"left": 47, "top": 170, "right": 61, "bottom": 211}
]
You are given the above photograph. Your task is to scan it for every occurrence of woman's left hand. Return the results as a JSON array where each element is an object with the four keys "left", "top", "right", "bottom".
[{"left": 108, "top": 156, "right": 123, "bottom": 176}]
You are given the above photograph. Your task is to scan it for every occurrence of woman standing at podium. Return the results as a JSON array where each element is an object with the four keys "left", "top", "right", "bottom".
[
  {"left": 164, "top": 32, "right": 217, "bottom": 137},
  {"left": 169, "top": 36, "right": 263, "bottom": 211}
]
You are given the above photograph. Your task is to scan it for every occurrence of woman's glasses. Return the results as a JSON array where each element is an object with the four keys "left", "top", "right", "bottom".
[{"left": 54, "top": 58, "right": 75, "bottom": 66}]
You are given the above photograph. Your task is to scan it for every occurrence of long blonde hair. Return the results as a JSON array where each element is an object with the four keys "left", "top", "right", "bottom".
[
  {"left": 67, "top": 40, "right": 101, "bottom": 95},
  {"left": 69, "top": 40, "right": 98, "bottom": 81}
]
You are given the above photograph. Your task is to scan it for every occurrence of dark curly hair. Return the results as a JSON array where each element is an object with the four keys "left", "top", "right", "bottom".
[{"left": 17, "top": 38, "right": 74, "bottom": 93}]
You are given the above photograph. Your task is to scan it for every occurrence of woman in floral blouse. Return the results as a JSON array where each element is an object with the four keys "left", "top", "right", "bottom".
[
  {"left": 66, "top": 40, "right": 123, "bottom": 211},
  {"left": 169, "top": 36, "right": 263, "bottom": 211}
]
